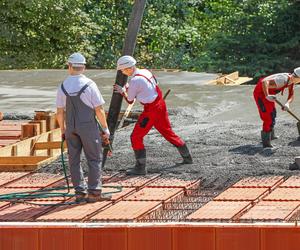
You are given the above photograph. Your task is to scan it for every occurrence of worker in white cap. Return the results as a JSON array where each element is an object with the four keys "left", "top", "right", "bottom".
[
  {"left": 253, "top": 67, "right": 300, "bottom": 148},
  {"left": 56, "top": 52, "right": 111, "bottom": 203},
  {"left": 114, "top": 55, "right": 193, "bottom": 175}
]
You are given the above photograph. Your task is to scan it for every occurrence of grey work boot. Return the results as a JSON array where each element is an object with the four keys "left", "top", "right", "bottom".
[
  {"left": 270, "top": 129, "right": 278, "bottom": 140},
  {"left": 126, "top": 149, "right": 147, "bottom": 176},
  {"left": 87, "top": 191, "right": 112, "bottom": 203},
  {"left": 261, "top": 131, "right": 273, "bottom": 148},
  {"left": 75, "top": 192, "right": 87, "bottom": 203},
  {"left": 177, "top": 144, "right": 193, "bottom": 164}
]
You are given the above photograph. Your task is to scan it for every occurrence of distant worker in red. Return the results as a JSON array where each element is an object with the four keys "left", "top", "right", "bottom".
[
  {"left": 253, "top": 67, "right": 300, "bottom": 148},
  {"left": 114, "top": 55, "right": 193, "bottom": 175}
]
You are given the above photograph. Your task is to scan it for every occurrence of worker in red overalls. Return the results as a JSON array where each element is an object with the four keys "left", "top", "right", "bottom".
[
  {"left": 114, "top": 55, "right": 193, "bottom": 175},
  {"left": 253, "top": 67, "right": 300, "bottom": 148}
]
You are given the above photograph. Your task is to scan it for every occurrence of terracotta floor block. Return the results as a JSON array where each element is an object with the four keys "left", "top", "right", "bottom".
[
  {"left": 233, "top": 176, "right": 284, "bottom": 188},
  {"left": 264, "top": 188, "right": 300, "bottom": 201},
  {"left": 186, "top": 201, "right": 251, "bottom": 221},
  {"left": 279, "top": 176, "right": 300, "bottom": 188},
  {"left": 0, "top": 203, "right": 55, "bottom": 221},
  {"left": 5, "top": 173, "right": 64, "bottom": 188},
  {"left": 146, "top": 178, "right": 200, "bottom": 190},
  {"left": 102, "top": 186, "right": 135, "bottom": 201},
  {"left": 89, "top": 200, "right": 162, "bottom": 221},
  {"left": 124, "top": 187, "right": 184, "bottom": 202},
  {"left": 0, "top": 187, "right": 38, "bottom": 195},
  {"left": 0, "top": 172, "right": 29, "bottom": 186},
  {"left": 104, "top": 174, "right": 160, "bottom": 189},
  {"left": 240, "top": 201, "right": 300, "bottom": 221},
  {"left": 214, "top": 187, "right": 269, "bottom": 201},
  {"left": 0, "top": 201, "right": 10, "bottom": 209},
  {"left": 37, "top": 200, "right": 111, "bottom": 221}
]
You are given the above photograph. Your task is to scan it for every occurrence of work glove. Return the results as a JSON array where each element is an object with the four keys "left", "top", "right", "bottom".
[
  {"left": 282, "top": 102, "right": 290, "bottom": 111},
  {"left": 266, "top": 95, "right": 277, "bottom": 102},
  {"left": 102, "top": 127, "right": 110, "bottom": 137},
  {"left": 100, "top": 132, "right": 113, "bottom": 156},
  {"left": 113, "top": 84, "right": 126, "bottom": 95}
]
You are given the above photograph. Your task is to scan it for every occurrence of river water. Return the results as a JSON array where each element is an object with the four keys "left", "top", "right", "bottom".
[{"left": 0, "top": 69, "right": 299, "bottom": 123}]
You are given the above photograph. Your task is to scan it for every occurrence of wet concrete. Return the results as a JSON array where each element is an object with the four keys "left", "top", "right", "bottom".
[{"left": 2, "top": 69, "right": 300, "bottom": 191}]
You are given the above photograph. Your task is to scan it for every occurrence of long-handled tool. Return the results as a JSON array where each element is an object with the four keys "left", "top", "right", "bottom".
[
  {"left": 275, "top": 99, "right": 300, "bottom": 138},
  {"left": 102, "top": 88, "right": 172, "bottom": 168}
]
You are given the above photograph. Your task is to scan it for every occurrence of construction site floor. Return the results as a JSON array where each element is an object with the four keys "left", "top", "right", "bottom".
[{"left": 1, "top": 172, "right": 300, "bottom": 223}]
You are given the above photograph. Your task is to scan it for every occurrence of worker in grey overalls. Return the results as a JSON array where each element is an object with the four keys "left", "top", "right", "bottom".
[{"left": 56, "top": 52, "right": 111, "bottom": 203}]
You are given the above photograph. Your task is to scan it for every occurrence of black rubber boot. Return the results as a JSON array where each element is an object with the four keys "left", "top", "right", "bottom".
[
  {"left": 177, "top": 144, "right": 193, "bottom": 164},
  {"left": 126, "top": 149, "right": 147, "bottom": 175},
  {"left": 261, "top": 131, "right": 273, "bottom": 148},
  {"left": 270, "top": 129, "right": 278, "bottom": 140},
  {"left": 297, "top": 122, "right": 300, "bottom": 141}
]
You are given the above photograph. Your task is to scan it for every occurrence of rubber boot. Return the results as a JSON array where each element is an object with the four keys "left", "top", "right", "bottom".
[
  {"left": 177, "top": 144, "right": 193, "bottom": 164},
  {"left": 261, "top": 131, "right": 273, "bottom": 148},
  {"left": 126, "top": 149, "right": 147, "bottom": 175},
  {"left": 297, "top": 122, "right": 300, "bottom": 141},
  {"left": 270, "top": 129, "right": 278, "bottom": 140}
]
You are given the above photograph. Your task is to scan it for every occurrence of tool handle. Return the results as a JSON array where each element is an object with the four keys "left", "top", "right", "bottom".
[
  {"left": 275, "top": 99, "right": 300, "bottom": 122},
  {"left": 163, "top": 89, "right": 171, "bottom": 100}
]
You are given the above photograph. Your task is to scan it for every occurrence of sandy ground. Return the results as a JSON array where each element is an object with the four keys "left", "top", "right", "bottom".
[
  {"left": 2, "top": 70, "right": 300, "bottom": 192},
  {"left": 102, "top": 107, "right": 300, "bottom": 191}
]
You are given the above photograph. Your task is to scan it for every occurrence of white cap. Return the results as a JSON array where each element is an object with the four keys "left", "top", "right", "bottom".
[
  {"left": 293, "top": 67, "right": 300, "bottom": 78},
  {"left": 117, "top": 55, "right": 136, "bottom": 70},
  {"left": 68, "top": 52, "right": 86, "bottom": 67}
]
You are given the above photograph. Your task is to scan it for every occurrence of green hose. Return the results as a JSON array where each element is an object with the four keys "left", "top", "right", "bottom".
[{"left": 0, "top": 140, "right": 122, "bottom": 206}]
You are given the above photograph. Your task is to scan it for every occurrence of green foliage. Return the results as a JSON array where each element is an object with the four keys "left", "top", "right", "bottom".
[
  {"left": 0, "top": 0, "right": 99, "bottom": 69},
  {"left": 193, "top": 0, "right": 300, "bottom": 79},
  {"left": 0, "top": 0, "right": 299, "bottom": 78}
]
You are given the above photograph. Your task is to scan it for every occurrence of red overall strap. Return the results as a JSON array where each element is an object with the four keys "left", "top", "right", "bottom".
[
  {"left": 280, "top": 75, "right": 292, "bottom": 95},
  {"left": 134, "top": 71, "right": 162, "bottom": 98},
  {"left": 134, "top": 72, "right": 157, "bottom": 87}
]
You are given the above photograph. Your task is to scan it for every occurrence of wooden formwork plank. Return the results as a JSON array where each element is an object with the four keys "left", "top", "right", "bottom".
[
  {"left": 33, "top": 141, "right": 65, "bottom": 150},
  {"left": 0, "top": 140, "right": 20, "bottom": 147},
  {"left": 0, "top": 125, "right": 21, "bottom": 131},
  {"left": 0, "top": 128, "right": 61, "bottom": 157},
  {"left": 0, "top": 156, "right": 48, "bottom": 164},
  {"left": 0, "top": 131, "right": 21, "bottom": 139},
  {"left": 0, "top": 164, "right": 38, "bottom": 171}
]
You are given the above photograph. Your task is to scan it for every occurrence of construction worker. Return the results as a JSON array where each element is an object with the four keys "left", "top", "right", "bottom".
[
  {"left": 56, "top": 52, "right": 111, "bottom": 203},
  {"left": 253, "top": 67, "right": 300, "bottom": 148},
  {"left": 114, "top": 55, "right": 193, "bottom": 175}
]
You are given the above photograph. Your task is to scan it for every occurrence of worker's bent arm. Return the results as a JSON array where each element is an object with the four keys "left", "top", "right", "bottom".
[
  {"left": 287, "top": 84, "right": 295, "bottom": 103},
  {"left": 122, "top": 92, "right": 134, "bottom": 104},
  {"left": 262, "top": 80, "right": 270, "bottom": 96},
  {"left": 95, "top": 106, "right": 109, "bottom": 132},
  {"left": 56, "top": 108, "right": 65, "bottom": 135}
]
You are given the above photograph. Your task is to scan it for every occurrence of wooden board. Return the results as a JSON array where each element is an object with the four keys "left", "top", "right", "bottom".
[
  {"left": 33, "top": 141, "right": 66, "bottom": 150},
  {"left": 0, "top": 156, "right": 48, "bottom": 164},
  {"left": 208, "top": 71, "right": 253, "bottom": 86},
  {"left": 0, "top": 164, "right": 38, "bottom": 171}
]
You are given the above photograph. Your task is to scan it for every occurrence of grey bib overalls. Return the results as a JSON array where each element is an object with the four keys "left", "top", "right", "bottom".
[{"left": 61, "top": 83, "right": 102, "bottom": 195}]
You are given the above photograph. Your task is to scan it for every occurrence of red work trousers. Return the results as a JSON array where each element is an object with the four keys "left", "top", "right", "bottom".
[
  {"left": 253, "top": 78, "right": 277, "bottom": 132},
  {"left": 131, "top": 95, "right": 185, "bottom": 150}
]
